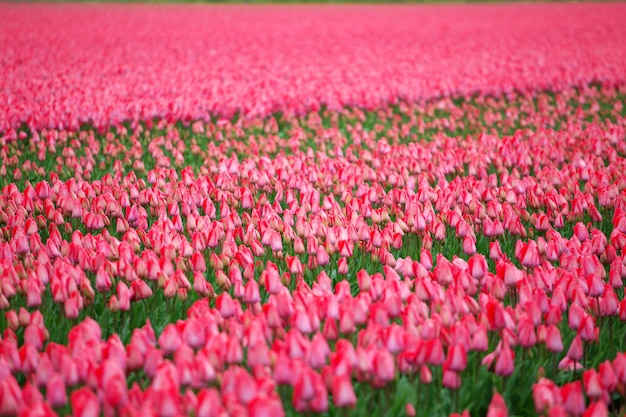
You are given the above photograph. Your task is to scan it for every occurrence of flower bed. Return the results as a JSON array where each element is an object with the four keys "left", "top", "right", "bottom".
[{"left": 1, "top": 4, "right": 626, "bottom": 417}]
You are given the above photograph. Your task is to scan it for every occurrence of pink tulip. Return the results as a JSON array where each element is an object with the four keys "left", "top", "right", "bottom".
[
  {"left": 517, "top": 319, "right": 537, "bottom": 349},
  {"left": 545, "top": 325, "right": 564, "bottom": 353},
  {"left": 519, "top": 242, "right": 540, "bottom": 268},
  {"left": 561, "top": 381, "right": 585, "bottom": 416},
  {"left": 582, "top": 401, "right": 608, "bottom": 417},
  {"left": 261, "top": 264, "right": 282, "bottom": 294},
  {"left": 462, "top": 236, "right": 476, "bottom": 255},
  {"left": 216, "top": 292, "right": 236, "bottom": 319},
  {"left": 494, "top": 347, "right": 515, "bottom": 377},
  {"left": 243, "top": 280, "right": 261, "bottom": 304},
  {"left": 25, "top": 279, "right": 41, "bottom": 308},
  {"left": 468, "top": 254, "right": 488, "bottom": 279},
  {"left": 0, "top": 375, "right": 22, "bottom": 417},
  {"left": 316, "top": 247, "right": 330, "bottom": 267},
  {"left": 489, "top": 242, "right": 504, "bottom": 261},
  {"left": 442, "top": 367, "right": 462, "bottom": 390},
  {"left": 116, "top": 282, "right": 132, "bottom": 311},
  {"left": 486, "top": 392, "right": 508, "bottom": 417},
  {"left": 583, "top": 369, "right": 605, "bottom": 401},
  {"left": 196, "top": 389, "right": 222, "bottom": 417},
  {"left": 249, "top": 396, "right": 285, "bottom": 417},
  {"left": 332, "top": 374, "right": 356, "bottom": 408},
  {"left": 533, "top": 378, "right": 561, "bottom": 414},
  {"left": 578, "top": 315, "right": 598, "bottom": 342},
  {"left": 158, "top": 324, "right": 182, "bottom": 355},
  {"left": 70, "top": 387, "right": 100, "bottom": 417},
  {"left": 46, "top": 373, "right": 67, "bottom": 408},
  {"left": 5, "top": 311, "right": 19, "bottom": 331},
  {"left": 598, "top": 360, "right": 617, "bottom": 392},
  {"left": 373, "top": 349, "right": 396, "bottom": 384},
  {"left": 566, "top": 336, "right": 583, "bottom": 362},
  {"left": 445, "top": 344, "right": 467, "bottom": 372},
  {"left": 130, "top": 280, "right": 153, "bottom": 301}
]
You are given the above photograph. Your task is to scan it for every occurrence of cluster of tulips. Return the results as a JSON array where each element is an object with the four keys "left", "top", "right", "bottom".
[
  {"left": 2, "top": 3, "right": 626, "bottom": 135},
  {"left": 1, "top": 3, "right": 626, "bottom": 415},
  {"left": 0, "top": 79, "right": 625, "bottom": 417}
]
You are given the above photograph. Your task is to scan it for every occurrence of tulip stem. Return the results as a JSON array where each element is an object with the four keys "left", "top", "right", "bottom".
[
  {"left": 452, "top": 388, "right": 459, "bottom": 413},
  {"left": 436, "top": 367, "right": 442, "bottom": 404},
  {"left": 609, "top": 317, "right": 614, "bottom": 357},
  {"left": 377, "top": 389, "right": 384, "bottom": 416},
  {"left": 580, "top": 341, "right": 587, "bottom": 381},
  {"left": 416, "top": 380, "right": 421, "bottom": 405},
  {"left": 520, "top": 348, "right": 526, "bottom": 381},
  {"left": 142, "top": 299, "right": 149, "bottom": 318},
  {"left": 473, "top": 353, "right": 479, "bottom": 385}
]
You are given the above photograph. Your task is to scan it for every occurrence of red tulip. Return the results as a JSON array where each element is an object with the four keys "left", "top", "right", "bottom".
[
  {"left": 517, "top": 319, "right": 537, "bottom": 349},
  {"left": 533, "top": 378, "right": 561, "bottom": 414},
  {"left": 0, "top": 375, "right": 22, "bottom": 417},
  {"left": 249, "top": 396, "right": 285, "bottom": 417},
  {"left": 583, "top": 369, "right": 606, "bottom": 401},
  {"left": 582, "top": 401, "right": 608, "bottom": 417},
  {"left": 468, "top": 254, "right": 488, "bottom": 279},
  {"left": 332, "top": 374, "right": 356, "bottom": 408},
  {"left": 196, "top": 388, "right": 222, "bottom": 417},
  {"left": 261, "top": 264, "right": 282, "bottom": 294},
  {"left": 243, "top": 280, "right": 261, "bottom": 305},
  {"left": 216, "top": 292, "right": 237, "bottom": 319},
  {"left": 578, "top": 315, "right": 598, "bottom": 342},
  {"left": 70, "top": 387, "right": 100, "bottom": 417},
  {"left": 373, "top": 349, "right": 396, "bottom": 384},
  {"left": 470, "top": 325, "right": 489, "bottom": 352},
  {"left": 561, "top": 381, "right": 585, "bottom": 416},
  {"left": 489, "top": 241, "right": 504, "bottom": 261},
  {"left": 445, "top": 344, "right": 467, "bottom": 372},
  {"left": 462, "top": 236, "right": 476, "bottom": 255},
  {"left": 25, "top": 279, "right": 42, "bottom": 308},
  {"left": 23, "top": 324, "right": 46, "bottom": 351},
  {"left": 598, "top": 360, "right": 617, "bottom": 392},
  {"left": 566, "top": 336, "right": 583, "bottom": 362},
  {"left": 158, "top": 324, "right": 182, "bottom": 355},
  {"left": 486, "top": 392, "right": 508, "bottom": 417},
  {"left": 308, "top": 333, "right": 330, "bottom": 369},
  {"left": 494, "top": 347, "right": 515, "bottom": 377},
  {"left": 545, "top": 325, "right": 563, "bottom": 353},
  {"left": 442, "top": 367, "right": 462, "bottom": 390},
  {"left": 4, "top": 308, "right": 18, "bottom": 331}
]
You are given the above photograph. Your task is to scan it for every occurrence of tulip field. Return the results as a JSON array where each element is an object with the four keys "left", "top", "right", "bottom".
[{"left": 2, "top": 3, "right": 626, "bottom": 417}]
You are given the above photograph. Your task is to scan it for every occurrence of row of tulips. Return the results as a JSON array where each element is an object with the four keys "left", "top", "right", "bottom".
[
  {"left": 0, "top": 82, "right": 625, "bottom": 416},
  {"left": 2, "top": 259, "right": 626, "bottom": 417},
  {"left": 2, "top": 84, "right": 625, "bottom": 187},
  {"left": 2, "top": 4, "right": 626, "bottom": 133},
  {"left": 1, "top": 86, "right": 624, "bottom": 314}
]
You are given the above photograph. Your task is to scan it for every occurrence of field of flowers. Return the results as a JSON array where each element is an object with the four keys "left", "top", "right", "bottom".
[{"left": 2, "top": 3, "right": 626, "bottom": 417}]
